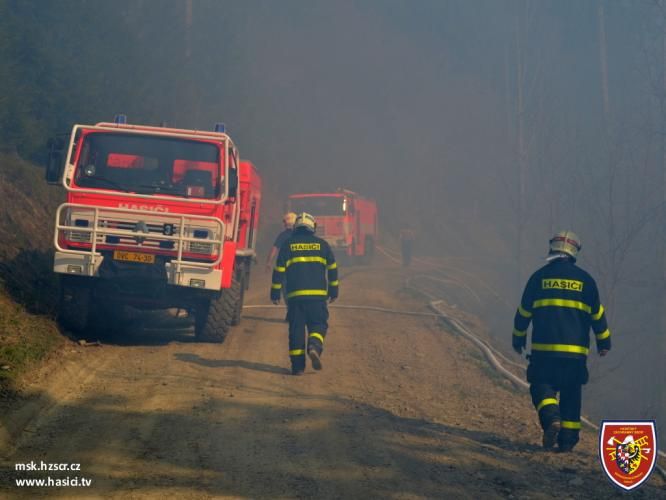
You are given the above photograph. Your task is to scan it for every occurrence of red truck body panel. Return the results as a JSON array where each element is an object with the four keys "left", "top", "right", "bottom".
[
  {"left": 288, "top": 190, "right": 377, "bottom": 258},
  {"left": 236, "top": 160, "right": 262, "bottom": 255}
]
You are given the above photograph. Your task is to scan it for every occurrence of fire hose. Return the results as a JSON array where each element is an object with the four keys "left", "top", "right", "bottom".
[
  {"left": 382, "top": 243, "right": 666, "bottom": 477},
  {"left": 243, "top": 300, "right": 666, "bottom": 479},
  {"left": 247, "top": 243, "right": 666, "bottom": 478}
]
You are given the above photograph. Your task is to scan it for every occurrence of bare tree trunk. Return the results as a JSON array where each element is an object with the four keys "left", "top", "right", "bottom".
[
  {"left": 598, "top": 1, "right": 611, "bottom": 133},
  {"left": 174, "top": 0, "right": 198, "bottom": 127},
  {"left": 504, "top": 45, "right": 513, "bottom": 146},
  {"left": 185, "top": 0, "right": 193, "bottom": 60},
  {"left": 515, "top": 6, "right": 528, "bottom": 291},
  {"left": 656, "top": 0, "right": 666, "bottom": 422},
  {"left": 597, "top": 0, "right": 614, "bottom": 313}
]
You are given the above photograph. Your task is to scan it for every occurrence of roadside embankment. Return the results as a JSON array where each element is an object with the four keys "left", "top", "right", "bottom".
[{"left": 0, "top": 154, "right": 66, "bottom": 398}]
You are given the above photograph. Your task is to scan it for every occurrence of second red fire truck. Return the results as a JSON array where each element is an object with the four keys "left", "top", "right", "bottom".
[
  {"left": 45, "top": 116, "right": 261, "bottom": 342},
  {"left": 287, "top": 189, "right": 377, "bottom": 263}
]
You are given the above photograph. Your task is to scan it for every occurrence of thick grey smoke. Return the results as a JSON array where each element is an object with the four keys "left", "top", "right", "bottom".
[{"left": 13, "top": 0, "right": 663, "bottom": 430}]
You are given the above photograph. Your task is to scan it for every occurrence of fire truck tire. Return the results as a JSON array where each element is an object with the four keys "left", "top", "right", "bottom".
[
  {"left": 194, "top": 287, "right": 237, "bottom": 343},
  {"left": 58, "top": 277, "right": 92, "bottom": 334},
  {"left": 231, "top": 277, "right": 244, "bottom": 326}
]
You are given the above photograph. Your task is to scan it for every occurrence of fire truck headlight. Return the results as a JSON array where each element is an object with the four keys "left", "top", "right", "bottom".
[
  {"left": 68, "top": 219, "right": 91, "bottom": 242},
  {"left": 189, "top": 228, "right": 213, "bottom": 254},
  {"left": 189, "top": 279, "right": 206, "bottom": 288}
]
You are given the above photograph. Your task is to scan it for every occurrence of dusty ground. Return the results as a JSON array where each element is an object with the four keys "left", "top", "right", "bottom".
[{"left": 0, "top": 256, "right": 664, "bottom": 499}]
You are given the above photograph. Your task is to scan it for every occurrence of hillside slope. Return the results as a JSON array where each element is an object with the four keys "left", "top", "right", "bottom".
[{"left": 0, "top": 154, "right": 64, "bottom": 395}]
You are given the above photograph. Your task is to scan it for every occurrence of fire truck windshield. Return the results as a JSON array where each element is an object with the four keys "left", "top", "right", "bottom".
[
  {"left": 73, "top": 132, "right": 222, "bottom": 199},
  {"left": 289, "top": 196, "right": 344, "bottom": 216}
]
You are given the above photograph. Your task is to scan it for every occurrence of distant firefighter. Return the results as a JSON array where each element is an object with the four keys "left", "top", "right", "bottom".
[
  {"left": 270, "top": 212, "right": 339, "bottom": 376},
  {"left": 399, "top": 225, "right": 416, "bottom": 267},
  {"left": 265, "top": 212, "right": 297, "bottom": 272},
  {"left": 512, "top": 231, "right": 610, "bottom": 452}
]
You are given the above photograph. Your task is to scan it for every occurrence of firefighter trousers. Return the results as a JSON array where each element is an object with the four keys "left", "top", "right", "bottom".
[
  {"left": 287, "top": 300, "right": 329, "bottom": 372},
  {"left": 530, "top": 383, "right": 582, "bottom": 448}
]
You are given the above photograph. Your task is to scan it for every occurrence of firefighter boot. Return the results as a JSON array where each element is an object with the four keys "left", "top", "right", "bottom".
[
  {"left": 308, "top": 348, "right": 322, "bottom": 371},
  {"left": 542, "top": 420, "right": 561, "bottom": 450},
  {"left": 557, "top": 426, "right": 580, "bottom": 453},
  {"left": 290, "top": 352, "right": 306, "bottom": 376}
]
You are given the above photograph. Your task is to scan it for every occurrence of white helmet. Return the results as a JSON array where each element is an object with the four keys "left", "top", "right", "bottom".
[
  {"left": 549, "top": 230, "right": 581, "bottom": 259},
  {"left": 294, "top": 212, "right": 316, "bottom": 233}
]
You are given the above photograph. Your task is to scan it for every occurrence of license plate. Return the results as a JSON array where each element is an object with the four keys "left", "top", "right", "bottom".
[{"left": 113, "top": 250, "right": 156, "bottom": 264}]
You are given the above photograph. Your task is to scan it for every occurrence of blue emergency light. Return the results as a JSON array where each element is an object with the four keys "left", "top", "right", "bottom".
[
  {"left": 114, "top": 114, "right": 128, "bottom": 124},
  {"left": 214, "top": 122, "right": 225, "bottom": 133}
]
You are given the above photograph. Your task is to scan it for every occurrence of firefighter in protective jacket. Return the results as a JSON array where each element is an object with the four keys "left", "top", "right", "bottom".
[
  {"left": 271, "top": 212, "right": 339, "bottom": 375},
  {"left": 513, "top": 231, "right": 610, "bottom": 452}
]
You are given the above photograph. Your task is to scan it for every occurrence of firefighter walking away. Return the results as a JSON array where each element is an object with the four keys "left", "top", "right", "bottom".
[
  {"left": 400, "top": 225, "right": 416, "bottom": 267},
  {"left": 270, "top": 212, "right": 339, "bottom": 375},
  {"left": 512, "top": 231, "right": 610, "bottom": 452}
]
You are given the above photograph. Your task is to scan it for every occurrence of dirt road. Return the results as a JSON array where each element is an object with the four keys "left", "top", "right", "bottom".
[{"left": 1, "top": 259, "right": 664, "bottom": 498}]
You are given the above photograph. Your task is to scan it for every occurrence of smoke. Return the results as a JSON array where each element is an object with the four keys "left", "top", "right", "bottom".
[{"left": 4, "top": 0, "right": 663, "bottom": 430}]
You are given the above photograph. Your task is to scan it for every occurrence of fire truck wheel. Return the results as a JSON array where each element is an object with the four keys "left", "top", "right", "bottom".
[
  {"left": 194, "top": 288, "right": 237, "bottom": 343},
  {"left": 230, "top": 278, "right": 244, "bottom": 326},
  {"left": 89, "top": 303, "right": 126, "bottom": 336},
  {"left": 58, "top": 277, "right": 92, "bottom": 335}
]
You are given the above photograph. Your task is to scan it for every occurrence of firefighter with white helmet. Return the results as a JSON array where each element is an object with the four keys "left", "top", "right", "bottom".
[
  {"left": 270, "top": 212, "right": 339, "bottom": 375},
  {"left": 512, "top": 230, "right": 611, "bottom": 452}
]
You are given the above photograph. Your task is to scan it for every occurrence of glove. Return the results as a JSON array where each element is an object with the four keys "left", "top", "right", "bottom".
[
  {"left": 598, "top": 349, "right": 609, "bottom": 357},
  {"left": 329, "top": 297, "right": 337, "bottom": 304},
  {"left": 272, "top": 299, "right": 280, "bottom": 305},
  {"left": 513, "top": 345, "right": 524, "bottom": 355}
]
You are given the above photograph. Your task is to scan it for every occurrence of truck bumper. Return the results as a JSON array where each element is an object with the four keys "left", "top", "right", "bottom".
[{"left": 54, "top": 252, "right": 222, "bottom": 291}]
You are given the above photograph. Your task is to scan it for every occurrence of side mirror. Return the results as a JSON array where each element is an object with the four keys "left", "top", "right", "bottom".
[
  {"left": 45, "top": 138, "right": 65, "bottom": 185},
  {"left": 227, "top": 166, "right": 239, "bottom": 198}
]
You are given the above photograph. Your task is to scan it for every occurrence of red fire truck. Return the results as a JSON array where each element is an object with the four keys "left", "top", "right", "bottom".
[
  {"left": 287, "top": 189, "right": 377, "bottom": 263},
  {"left": 44, "top": 116, "right": 261, "bottom": 342}
]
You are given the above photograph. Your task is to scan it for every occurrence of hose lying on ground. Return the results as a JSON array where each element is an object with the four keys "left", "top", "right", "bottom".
[
  {"left": 243, "top": 300, "right": 666, "bottom": 478},
  {"left": 426, "top": 299, "right": 666, "bottom": 478},
  {"left": 380, "top": 243, "right": 666, "bottom": 475}
]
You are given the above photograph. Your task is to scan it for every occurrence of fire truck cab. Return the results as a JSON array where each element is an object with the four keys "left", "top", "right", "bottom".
[
  {"left": 44, "top": 117, "right": 260, "bottom": 342},
  {"left": 287, "top": 189, "right": 377, "bottom": 263}
]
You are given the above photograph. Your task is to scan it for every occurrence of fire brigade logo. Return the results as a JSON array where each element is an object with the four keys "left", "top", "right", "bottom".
[{"left": 599, "top": 421, "right": 658, "bottom": 491}]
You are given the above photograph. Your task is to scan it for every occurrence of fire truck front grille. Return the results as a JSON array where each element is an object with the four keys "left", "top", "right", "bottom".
[
  {"left": 94, "top": 219, "right": 180, "bottom": 250},
  {"left": 57, "top": 203, "right": 224, "bottom": 264}
]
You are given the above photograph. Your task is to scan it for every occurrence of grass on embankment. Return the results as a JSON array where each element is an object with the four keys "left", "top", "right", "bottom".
[
  {"left": 0, "top": 153, "right": 66, "bottom": 397},
  {"left": 0, "top": 291, "right": 65, "bottom": 397}
]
